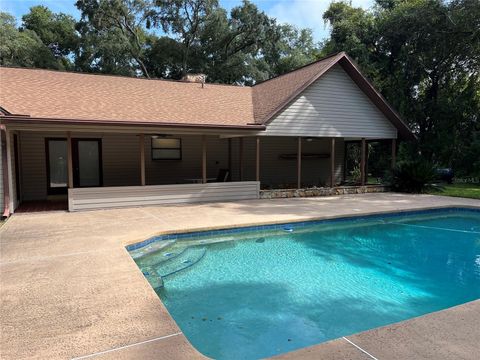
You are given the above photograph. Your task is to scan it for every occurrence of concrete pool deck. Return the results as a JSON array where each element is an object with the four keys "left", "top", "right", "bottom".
[{"left": 1, "top": 193, "right": 479, "bottom": 359}]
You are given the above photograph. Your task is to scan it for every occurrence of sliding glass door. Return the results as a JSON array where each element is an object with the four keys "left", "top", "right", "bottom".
[
  {"left": 72, "top": 139, "right": 103, "bottom": 188},
  {"left": 45, "top": 138, "right": 103, "bottom": 193},
  {"left": 46, "top": 138, "right": 68, "bottom": 195}
]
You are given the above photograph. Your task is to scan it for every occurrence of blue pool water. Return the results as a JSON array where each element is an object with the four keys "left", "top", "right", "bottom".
[{"left": 130, "top": 208, "right": 480, "bottom": 359}]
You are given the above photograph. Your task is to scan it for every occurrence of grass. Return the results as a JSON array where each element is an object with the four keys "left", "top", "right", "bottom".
[{"left": 427, "top": 183, "right": 480, "bottom": 200}]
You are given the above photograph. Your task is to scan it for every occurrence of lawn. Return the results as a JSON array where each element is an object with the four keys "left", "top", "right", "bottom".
[{"left": 428, "top": 183, "right": 480, "bottom": 200}]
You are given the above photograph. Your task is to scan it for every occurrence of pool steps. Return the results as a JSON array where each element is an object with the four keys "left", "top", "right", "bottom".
[
  {"left": 154, "top": 246, "right": 207, "bottom": 278},
  {"left": 130, "top": 239, "right": 176, "bottom": 260},
  {"left": 137, "top": 245, "right": 190, "bottom": 267},
  {"left": 142, "top": 268, "right": 164, "bottom": 290},
  {"left": 139, "top": 245, "right": 207, "bottom": 289}
]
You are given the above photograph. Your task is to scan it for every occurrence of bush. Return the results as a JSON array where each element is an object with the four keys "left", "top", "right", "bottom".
[
  {"left": 391, "top": 160, "right": 436, "bottom": 193},
  {"left": 349, "top": 166, "right": 362, "bottom": 184}
]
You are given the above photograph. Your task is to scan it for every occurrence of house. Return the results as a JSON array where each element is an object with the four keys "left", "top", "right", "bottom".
[{"left": 0, "top": 52, "right": 414, "bottom": 214}]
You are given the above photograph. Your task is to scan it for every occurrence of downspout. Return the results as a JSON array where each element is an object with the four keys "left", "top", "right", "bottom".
[{"left": 1, "top": 125, "right": 10, "bottom": 217}]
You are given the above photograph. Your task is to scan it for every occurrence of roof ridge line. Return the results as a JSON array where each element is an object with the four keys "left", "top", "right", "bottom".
[{"left": 0, "top": 66, "right": 250, "bottom": 89}]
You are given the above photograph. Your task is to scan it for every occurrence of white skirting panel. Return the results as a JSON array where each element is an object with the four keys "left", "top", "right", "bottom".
[{"left": 68, "top": 181, "right": 260, "bottom": 211}]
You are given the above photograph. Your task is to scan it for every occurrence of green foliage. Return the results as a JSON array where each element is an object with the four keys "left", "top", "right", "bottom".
[
  {"left": 22, "top": 5, "right": 78, "bottom": 61},
  {"left": 323, "top": 0, "right": 480, "bottom": 177},
  {"left": 349, "top": 166, "right": 362, "bottom": 184},
  {"left": 391, "top": 160, "right": 436, "bottom": 193},
  {"left": 75, "top": 0, "right": 151, "bottom": 77},
  {"left": 0, "top": 12, "right": 59, "bottom": 68},
  {"left": 1, "top": 1, "right": 319, "bottom": 82}
]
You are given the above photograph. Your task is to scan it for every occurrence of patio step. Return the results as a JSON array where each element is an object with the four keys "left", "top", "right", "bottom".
[
  {"left": 154, "top": 246, "right": 207, "bottom": 278},
  {"left": 130, "top": 239, "right": 176, "bottom": 261}
]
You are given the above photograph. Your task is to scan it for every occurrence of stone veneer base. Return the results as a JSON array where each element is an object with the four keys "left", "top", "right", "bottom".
[{"left": 259, "top": 185, "right": 389, "bottom": 199}]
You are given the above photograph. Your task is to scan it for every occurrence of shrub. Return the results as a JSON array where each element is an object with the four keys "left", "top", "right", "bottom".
[
  {"left": 349, "top": 166, "right": 362, "bottom": 184},
  {"left": 391, "top": 160, "right": 436, "bottom": 193}
]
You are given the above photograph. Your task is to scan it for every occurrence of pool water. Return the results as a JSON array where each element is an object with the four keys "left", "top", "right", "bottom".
[{"left": 130, "top": 209, "right": 480, "bottom": 359}]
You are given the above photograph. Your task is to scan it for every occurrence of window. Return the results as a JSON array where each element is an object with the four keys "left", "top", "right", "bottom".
[{"left": 151, "top": 137, "right": 182, "bottom": 160}]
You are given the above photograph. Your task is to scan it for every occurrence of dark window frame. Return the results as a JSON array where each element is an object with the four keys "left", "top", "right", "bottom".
[{"left": 151, "top": 137, "right": 182, "bottom": 160}]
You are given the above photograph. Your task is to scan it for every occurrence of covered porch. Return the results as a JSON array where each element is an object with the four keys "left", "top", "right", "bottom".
[{"left": 3, "top": 124, "right": 396, "bottom": 213}]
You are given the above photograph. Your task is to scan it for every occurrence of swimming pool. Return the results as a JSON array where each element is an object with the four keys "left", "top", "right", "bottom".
[{"left": 128, "top": 208, "right": 480, "bottom": 359}]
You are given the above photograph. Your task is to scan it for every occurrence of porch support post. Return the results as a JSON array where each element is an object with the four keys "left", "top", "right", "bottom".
[
  {"left": 255, "top": 137, "right": 260, "bottom": 182},
  {"left": 239, "top": 138, "right": 244, "bottom": 181},
  {"left": 67, "top": 131, "right": 73, "bottom": 188},
  {"left": 360, "top": 138, "right": 366, "bottom": 186},
  {"left": 202, "top": 135, "right": 207, "bottom": 183},
  {"left": 391, "top": 138, "right": 396, "bottom": 169},
  {"left": 5, "top": 129, "right": 14, "bottom": 213},
  {"left": 330, "top": 137, "right": 336, "bottom": 188},
  {"left": 297, "top": 137, "right": 302, "bottom": 189},
  {"left": 228, "top": 138, "right": 232, "bottom": 181},
  {"left": 139, "top": 134, "right": 145, "bottom": 186}
]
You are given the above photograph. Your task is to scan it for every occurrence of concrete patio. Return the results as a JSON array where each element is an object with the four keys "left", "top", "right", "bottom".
[{"left": 1, "top": 193, "right": 479, "bottom": 360}]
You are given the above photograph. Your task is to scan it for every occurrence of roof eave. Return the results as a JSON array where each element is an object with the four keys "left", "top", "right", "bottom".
[{"left": 0, "top": 115, "right": 266, "bottom": 131}]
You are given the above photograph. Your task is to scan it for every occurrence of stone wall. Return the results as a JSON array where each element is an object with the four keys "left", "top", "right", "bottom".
[{"left": 259, "top": 185, "right": 389, "bottom": 199}]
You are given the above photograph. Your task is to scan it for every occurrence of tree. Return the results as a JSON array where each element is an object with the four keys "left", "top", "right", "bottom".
[
  {"left": 22, "top": 5, "right": 78, "bottom": 66},
  {"left": 0, "top": 12, "right": 59, "bottom": 68},
  {"left": 323, "top": 0, "right": 480, "bottom": 175},
  {"left": 261, "top": 24, "right": 320, "bottom": 78},
  {"left": 151, "top": 0, "right": 219, "bottom": 76},
  {"left": 76, "top": 0, "right": 152, "bottom": 77}
]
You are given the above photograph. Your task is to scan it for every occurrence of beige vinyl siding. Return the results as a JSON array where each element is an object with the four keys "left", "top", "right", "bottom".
[
  {"left": 102, "top": 134, "right": 141, "bottom": 186},
  {"left": 19, "top": 132, "right": 47, "bottom": 201},
  {"left": 0, "top": 132, "right": 3, "bottom": 212},
  {"left": 6, "top": 132, "right": 18, "bottom": 210},
  {"left": 19, "top": 132, "right": 144, "bottom": 200},
  {"left": 18, "top": 132, "right": 231, "bottom": 200},
  {"left": 230, "top": 137, "right": 344, "bottom": 187},
  {"left": 264, "top": 65, "right": 397, "bottom": 139},
  {"left": 19, "top": 131, "right": 344, "bottom": 202},
  {"left": 146, "top": 135, "right": 229, "bottom": 185}
]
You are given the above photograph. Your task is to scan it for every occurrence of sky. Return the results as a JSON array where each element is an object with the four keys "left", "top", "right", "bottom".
[{"left": 0, "top": 0, "right": 375, "bottom": 42}]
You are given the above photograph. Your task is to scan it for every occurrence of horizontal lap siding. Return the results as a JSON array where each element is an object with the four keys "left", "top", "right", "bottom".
[
  {"left": 20, "top": 132, "right": 47, "bottom": 200},
  {"left": 230, "top": 137, "right": 344, "bottom": 187},
  {"left": 102, "top": 134, "right": 140, "bottom": 186},
  {"left": 264, "top": 65, "right": 397, "bottom": 139},
  {"left": 19, "top": 133, "right": 231, "bottom": 200},
  {"left": 0, "top": 133, "right": 3, "bottom": 212},
  {"left": 69, "top": 182, "right": 260, "bottom": 211},
  {"left": 19, "top": 132, "right": 142, "bottom": 200},
  {"left": 146, "top": 135, "right": 229, "bottom": 185}
]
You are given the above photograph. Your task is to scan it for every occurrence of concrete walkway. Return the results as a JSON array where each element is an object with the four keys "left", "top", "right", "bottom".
[{"left": 1, "top": 193, "right": 479, "bottom": 359}]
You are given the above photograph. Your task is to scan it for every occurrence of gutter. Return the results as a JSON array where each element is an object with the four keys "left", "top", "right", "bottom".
[{"left": 0, "top": 115, "right": 267, "bottom": 131}]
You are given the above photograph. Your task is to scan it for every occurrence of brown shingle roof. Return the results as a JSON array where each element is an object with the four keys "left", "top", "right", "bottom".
[
  {"left": 0, "top": 67, "right": 255, "bottom": 128},
  {"left": 0, "top": 52, "right": 414, "bottom": 138}
]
